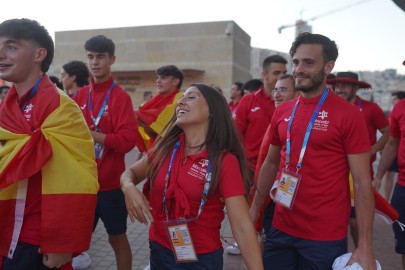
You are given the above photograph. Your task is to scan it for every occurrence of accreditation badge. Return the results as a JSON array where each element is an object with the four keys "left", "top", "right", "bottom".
[
  {"left": 164, "top": 219, "right": 198, "bottom": 263},
  {"left": 270, "top": 179, "right": 279, "bottom": 200},
  {"left": 94, "top": 142, "right": 104, "bottom": 160},
  {"left": 93, "top": 127, "right": 104, "bottom": 160},
  {"left": 274, "top": 168, "right": 301, "bottom": 210}
]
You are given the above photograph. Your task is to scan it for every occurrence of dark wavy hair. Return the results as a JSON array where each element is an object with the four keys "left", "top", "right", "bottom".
[
  {"left": 0, "top": 18, "right": 54, "bottom": 72},
  {"left": 62, "top": 60, "right": 90, "bottom": 87},
  {"left": 290, "top": 32, "right": 338, "bottom": 63},
  {"left": 147, "top": 83, "right": 252, "bottom": 196}
]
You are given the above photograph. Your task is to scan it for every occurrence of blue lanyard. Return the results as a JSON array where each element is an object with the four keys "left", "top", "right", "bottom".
[
  {"left": 87, "top": 81, "right": 116, "bottom": 127},
  {"left": 357, "top": 97, "right": 362, "bottom": 112},
  {"left": 20, "top": 75, "right": 43, "bottom": 112},
  {"left": 162, "top": 140, "right": 212, "bottom": 221},
  {"left": 285, "top": 88, "right": 329, "bottom": 171}
]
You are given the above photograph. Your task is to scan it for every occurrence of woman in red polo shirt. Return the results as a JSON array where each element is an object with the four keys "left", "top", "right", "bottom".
[{"left": 120, "top": 83, "right": 262, "bottom": 270}]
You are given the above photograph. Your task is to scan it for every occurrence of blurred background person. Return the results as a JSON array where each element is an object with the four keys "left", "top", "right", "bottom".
[
  {"left": 49, "top": 75, "right": 63, "bottom": 90},
  {"left": 60, "top": 60, "right": 90, "bottom": 98},
  {"left": 326, "top": 73, "right": 336, "bottom": 92},
  {"left": 242, "top": 79, "right": 263, "bottom": 95},
  {"left": 0, "top": 85, "right": 10, "bottom": 103},
  {"left": 381, "top": 90, "right": 405, "bottom": 200},
  {"left": 228, "top": 81, "right": 244, "bottom": 116}
]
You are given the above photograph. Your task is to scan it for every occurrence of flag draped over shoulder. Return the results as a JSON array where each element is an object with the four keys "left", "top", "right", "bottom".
[
  {"left": 0, "top": 79, "right": 99, "bottom": 258},
  {"left": 135, "top": 90, "right": 182, "bottom": 150},
  {"left": 349, "top": 173, "right": 401, "bottom": 227}
]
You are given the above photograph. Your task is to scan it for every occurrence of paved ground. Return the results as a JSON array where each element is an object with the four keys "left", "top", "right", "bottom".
[{"left": 84, "top": 149, "right": 403, "bottom": 269}]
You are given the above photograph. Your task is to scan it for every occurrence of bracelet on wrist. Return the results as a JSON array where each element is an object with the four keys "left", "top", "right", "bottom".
[{"left": 120, "top": 177, "right": 133, "bottom": 188}]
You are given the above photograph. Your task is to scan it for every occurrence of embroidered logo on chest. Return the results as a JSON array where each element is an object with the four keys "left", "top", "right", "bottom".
[
  {"left": 187, "top": 159, "right": 208, "bottom": 180},
  {"left": 103, "top": 105, "right": 109, "bottom": 116},
  {"left": 313, "top": 110, "right": 329, "bottom": 131},
  {"left": 23, "top": 103, "right": 33, "bottom": 122}
]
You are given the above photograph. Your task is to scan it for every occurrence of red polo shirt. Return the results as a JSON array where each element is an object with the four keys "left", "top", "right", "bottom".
[{"left": 234, "top": 88, "right": 275, "bottom": 171}]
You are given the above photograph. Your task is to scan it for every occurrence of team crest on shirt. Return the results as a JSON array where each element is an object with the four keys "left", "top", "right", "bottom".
[
  {"left": 188, "top": 159, "right": 208, "bottom": 180},
  {"left": 103, "top": 105, "right": 109, "bottom": 116},
  {"left": 313, "top": 110, "right": 329, "bottom": 131},
  {"left": 23, "top": 103, "right": 33, "bottom": 121},
  {"left": 24, "top": 103, "right": 33, "bottom": 113},
  {"left": 199, "top": 159, "right": 209, "bottom": 168},
  {"left": 318, "top": 110, "right": 328, "bottom": 119}
]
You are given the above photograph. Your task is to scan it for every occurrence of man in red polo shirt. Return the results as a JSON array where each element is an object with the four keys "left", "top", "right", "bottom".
[
  {"left": 250, "top": 33, "right": 376, "bottom": 270},
  {"left": 234, "top": 55, "right": 287, "bottom": 172},
  {"left": 227, "top": 55, "right": 286, "bottom": 255},
  {"left": 330, "top": 71, "right": 389, "bottom": 247},
  {"left": 228, "top": 81, "right": 244, "bottom": 117},
  {"left": 373, "top": 60, "right": 405, "bottom": 270}
]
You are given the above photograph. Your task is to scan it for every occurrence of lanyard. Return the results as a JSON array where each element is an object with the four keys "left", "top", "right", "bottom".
[
  {"left": 357, "top": 97, "right": 362, "bottom": 112},
  {"left": 162, "top": 140, "right": 212, "bottom": 222},
  {"left": 285, "top": 88, "right": 329, "bottom": 171},
  {"left": 87, "top": 81, "right": 116, "bottom": 127},
  {"left": 20, "top": 75, "right": 43, "bottom": 112}
]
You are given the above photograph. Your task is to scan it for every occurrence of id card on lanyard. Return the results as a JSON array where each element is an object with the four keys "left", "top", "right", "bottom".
[
  {"left": 274, "top": 88, "right": 329, "bottom": 210},
  {"left": 87, "top": 81, "right": 115, "bottom": 160},
  {"left": 276, "top": 168, "right": 301, "bottom": 209},
  {"left": 164, "top": 219, "right": 198, "bottom": 262},
  {"left": 162, "top": 140, "right": 212, "bottom": 263}
]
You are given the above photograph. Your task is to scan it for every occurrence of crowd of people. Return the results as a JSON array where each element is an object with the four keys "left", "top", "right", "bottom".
[{"left": 0, "top": 17, "right": 404, "bottom": 270}]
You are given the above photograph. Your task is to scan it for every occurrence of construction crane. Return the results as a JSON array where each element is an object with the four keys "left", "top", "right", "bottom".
[{"left": 278, "top": 0, "right": 373, "bottom": 35}]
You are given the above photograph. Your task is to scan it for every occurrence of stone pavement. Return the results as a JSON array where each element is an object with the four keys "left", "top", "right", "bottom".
[{"left": 84, "top": 149, "right": 403, "bottom": 269}]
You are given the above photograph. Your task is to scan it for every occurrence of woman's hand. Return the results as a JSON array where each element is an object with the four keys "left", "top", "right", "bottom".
[{"left": 122, "top": 182, "right": 154, "bottom": 224}]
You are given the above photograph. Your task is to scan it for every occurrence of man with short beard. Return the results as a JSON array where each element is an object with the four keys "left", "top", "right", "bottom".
[{"left": 250, "top": 33, "right": 376, "bottom": 270}]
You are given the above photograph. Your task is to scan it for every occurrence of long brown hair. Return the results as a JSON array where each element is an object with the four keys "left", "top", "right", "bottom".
[{"left": 147, "top": 83, "right": 252, "bottom": 196}]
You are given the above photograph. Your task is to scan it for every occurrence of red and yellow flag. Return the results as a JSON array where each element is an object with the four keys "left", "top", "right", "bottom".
[
  {"left": 349, "top": 173, "right": 399, "bottom": 224},
  {"left": 0, "top": 78, "right": 99, "bottom": 257},
  {"left": 135, "top": 89, "right": 182, "bottom": 150}
]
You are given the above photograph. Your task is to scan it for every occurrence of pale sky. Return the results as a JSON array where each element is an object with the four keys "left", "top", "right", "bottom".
[{"left": 2, "top": 0, "right": 404, "bottom": 74}]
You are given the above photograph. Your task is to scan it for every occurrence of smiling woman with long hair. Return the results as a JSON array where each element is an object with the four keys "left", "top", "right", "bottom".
[{"left": 120, "top": 83, "right": 263, "bottom": 269}]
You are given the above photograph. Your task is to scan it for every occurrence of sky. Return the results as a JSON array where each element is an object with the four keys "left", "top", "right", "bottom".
[{"left": 1, "top": 0, "right": 404, "bottom": 74}]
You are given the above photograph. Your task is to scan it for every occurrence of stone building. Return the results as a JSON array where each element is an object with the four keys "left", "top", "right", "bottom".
[{"left": 52, "top": 21, "right": 290, "bottom": 108}]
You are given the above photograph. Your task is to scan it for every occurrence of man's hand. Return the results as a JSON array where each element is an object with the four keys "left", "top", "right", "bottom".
[
  {"left": 347, "top": 247, "right": 377, "bottom": 270},
  {"left": 39, "top": 249, "right": 72, "bottom": 268},
  {"left": 372, "top": 177, "right": 382, "bottom": 190}
]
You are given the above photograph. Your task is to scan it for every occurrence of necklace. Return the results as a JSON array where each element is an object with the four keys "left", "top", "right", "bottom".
[{"left": 185, "top": 142, "right": 205, "bottom": 149}]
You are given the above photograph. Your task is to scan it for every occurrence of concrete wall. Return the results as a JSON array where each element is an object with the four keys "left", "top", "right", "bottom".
[
  {"left": 250, "top": 48, "right": 292, "bottom": 79},
  {"left": 52, "top": 21, "right": 254, "bottom": 108}
]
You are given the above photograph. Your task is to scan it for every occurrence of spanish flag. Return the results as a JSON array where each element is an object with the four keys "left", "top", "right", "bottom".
[
  {"left": 0, "top": 77, "right": 99, "bottom": 259},
  {"left": 349, "top": 173, "right": 401, "bottom": 226},
  {"left": 135, "top": 89, "right": 182, "bottom": 150}
]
